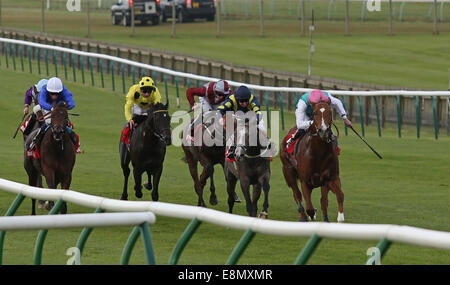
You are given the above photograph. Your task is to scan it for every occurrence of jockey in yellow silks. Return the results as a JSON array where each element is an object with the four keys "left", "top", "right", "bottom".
[{"left": 121, "top": 76, "right": 161, "bottom": 145}]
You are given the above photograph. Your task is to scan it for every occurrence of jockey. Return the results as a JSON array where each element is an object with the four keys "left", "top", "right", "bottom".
[
  {"left": 121, "top": 76, "right": 161, "bottom": 146},
  {"left": 186, "top": 80, "right": 232, "bottom": 112},
  {"left": 185, "top": 80, "right": 231, "bottom": 138},
  {"left": 29, "top": 77, "right": 80, "bottom": 153},
  {"left": 217, "top": 85, "right": 266, "bottom": 161},
  {"left": 21, "top": 79, "right": 48, "bottom": 136},
  {"left": 286, "top": 89, "right": 352, "bottom": 150}
]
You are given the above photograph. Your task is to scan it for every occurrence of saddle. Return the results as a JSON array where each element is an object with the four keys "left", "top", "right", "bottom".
[{"left": 120, "top": 115, "right": 148, "bottom": 146}]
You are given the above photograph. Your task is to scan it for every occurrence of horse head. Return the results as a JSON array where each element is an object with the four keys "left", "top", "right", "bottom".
[
  {"left": 147, "top": 102, "right": 172, "bottom": 145},
  {"left": 233, "top": 113, "right": 263, "bottom": 160},
  {"left": 311, "top": 101, "right": 333, "bottom": 143},
  {"left": 50, "top": 101, "right": 69, "bottom": 142}
]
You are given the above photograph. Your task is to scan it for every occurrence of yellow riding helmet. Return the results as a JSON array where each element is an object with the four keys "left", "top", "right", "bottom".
[{"left": 139, "top": 76, "right": 155, "bottom": 89}]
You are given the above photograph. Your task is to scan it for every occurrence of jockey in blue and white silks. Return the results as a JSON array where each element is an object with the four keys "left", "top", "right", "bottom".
[{"left": 30, "top": 77, "right": 80, "bottom": 153}]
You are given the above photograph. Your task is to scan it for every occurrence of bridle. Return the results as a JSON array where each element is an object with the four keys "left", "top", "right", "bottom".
[
  {"left": 148, "top": 109, "right": 171, "bottom": 143},
  {"left": 310, "top": 103, "right": 333, "bottom": 143},
  {"left": 50, "top": 110, "right": 69, "bottom": 150},
  {"left": 234, "top": 118, "right": 271, "bottom": 160}
]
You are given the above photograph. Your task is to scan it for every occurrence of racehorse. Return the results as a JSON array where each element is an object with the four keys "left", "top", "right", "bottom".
[
  {"left": 224, "top": 114, "right": 271, "bottom": 218},
  {"left": 120, "top": 102, "right": 171, "bottom": 201},
  {"left": 24, "top": 101, "right": 75, "bottom": 215},
  {"left": 181, "top": 113, "right": 240, "bottom": 207},
  {"left": 280, "top": 101, "right": 344, "bottom": 222}
]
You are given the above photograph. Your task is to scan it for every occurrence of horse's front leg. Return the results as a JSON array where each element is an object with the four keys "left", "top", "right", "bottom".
[
  {"left": 42, "top": 171, "right": 57, "bottom": 212},
  {"left": 260, "top": 177, "right": 270, "bottom": 219},
  {"left": 328, "top": 177, "right": 345, "bottom": 223},
  {"left": 151, "top": 166, "right": 163, "bottom": 202},
  {"left": 184, "top": 149, "right": 205, "bottom": 206},
  {"left": 133, "top": 168, "right": 144, "bottom": 199},
  {"left": 222, "top": 162, "right": 241, "bottom": 203},
  {"left": 120, "top": 142, "right": 131, "bottom": 200},
  {"left": 282, "top": 163, "right": 306, "bottom": 221},
  {"left": 226, "top": 171, "right": 238, "bottom": 214},
  {"left": 59, "top": 175, "right": 72, "bottom": 215},
  {"left": 25, "top": 159, "right": 40, "bottom": 215},
  {"left": 300, "top": 181, "right": 315, "bottom": 221},
  {"left": 240, "top": 178, "right": 254, "bottom": 217},
  {"left": 208, "top": 167, "right": 218, "bottom": 206},
  {"left": 252, "top": 183, "right": 262, "bottom": 218},
  {"left": 320, "top": 186, "right": 330, "bottom": 222},
  {"left": 144, "top": 171, "right": 152, "bottom": 191}
]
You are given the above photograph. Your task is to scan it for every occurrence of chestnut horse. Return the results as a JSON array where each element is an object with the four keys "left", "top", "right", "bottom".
[
  {"left": 24, "top": 101, "right": 75, "bottom": 215},
  {"left": 280, "top": 102, "right": 344, "bottom": 222},
  {"left": 181, "top": 112, "right": 240, "bottom": 207}
]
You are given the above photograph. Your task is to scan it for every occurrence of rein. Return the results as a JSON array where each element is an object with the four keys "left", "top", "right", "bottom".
[{"left": 147, "top": 109, "right": 170, "bottom": 143}]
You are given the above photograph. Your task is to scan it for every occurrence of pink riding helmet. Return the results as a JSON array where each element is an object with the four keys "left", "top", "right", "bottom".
[{"left": 308, "top": 89, "right": 331, "bottom": 104}]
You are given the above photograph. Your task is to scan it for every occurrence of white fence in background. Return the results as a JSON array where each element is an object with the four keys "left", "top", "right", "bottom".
[{"left": 1, "top": 37, "right": 450, "bottom": 97}]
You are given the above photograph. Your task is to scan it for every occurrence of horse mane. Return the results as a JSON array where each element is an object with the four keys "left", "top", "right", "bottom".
[
  {"left": 55, "top": 101, "right": 68, "bottom": 109},
  {"left": 150, "top": 102, "right": 168, "bottom": 111}
]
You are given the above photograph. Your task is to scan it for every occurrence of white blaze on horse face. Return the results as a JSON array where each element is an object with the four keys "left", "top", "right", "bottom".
[{"left": 319, "top": 108, "right": 327, "bottom": 131}]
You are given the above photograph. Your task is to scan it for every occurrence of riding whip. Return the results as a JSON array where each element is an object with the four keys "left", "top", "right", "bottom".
[
  {"left": 349, "top": 126, "right": 382, "bottom": 159},
  {"left": 12, "top": 113, "right": 29, "bottom": 139}
]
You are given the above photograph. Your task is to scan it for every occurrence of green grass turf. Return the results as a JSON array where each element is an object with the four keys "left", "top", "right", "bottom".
[
  {"left": 0, "top": 63, "right": 449, "bottom": 264},
  {"left": 0, "top": 2, "right": 450, "bottom": 90}
]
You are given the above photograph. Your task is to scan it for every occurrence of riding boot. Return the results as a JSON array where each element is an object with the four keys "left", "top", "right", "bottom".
[
  {"left": 29, "top": 124, "right": 47, "bottom": 150},
  {"left": 226, "top": 145, "right": 236, "bottom": 161},
  {"left": 333, "top": 135, "right": 341, "bottom": 155},
  {"left": 286, "top": 129, "right": 302, "bottom": 148},
  {"left": 23, "top": 114, "right": 37, "bottom": 136}
]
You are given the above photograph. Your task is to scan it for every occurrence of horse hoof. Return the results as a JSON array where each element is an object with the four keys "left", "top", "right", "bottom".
[
  {"left": 299, "top": 214, "right": 308, "bottom": 222},
  {"left": 209, "top": 195, "right": 218, "bottom": 206},
  {"left": 38, "top": 200, "right": 45, "bottom": 209},
  {"left": 259, "top": 212, "right": 268, "bottom": 219},
  {"left": 144, "top": 183, "right": 152, "bottom": 191},
  {"left": 44, "top": 201, "right": 54, "bottom": 211},
  {"left": 135, "top": 190, "right": 143, "bottom": 199},
  {"left": 120, "top": 195, "right": 128, "bottom": 201},
  {"left": 151, "top": 193, "right": 159, "bottom": 201}
]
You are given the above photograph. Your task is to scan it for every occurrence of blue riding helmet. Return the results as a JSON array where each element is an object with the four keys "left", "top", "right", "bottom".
[{"left": 234, "top": 86, "right": 251, "bottom": 101}]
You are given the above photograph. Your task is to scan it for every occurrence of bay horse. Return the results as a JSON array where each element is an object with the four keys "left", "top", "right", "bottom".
[
  {"left": 280, "top": 101, "right": 344, "bottom": 222},
  {"left": 119, "top": 102, "right": 172, "bottom": 201},
  {"left": 224, "top": 114, "right": 272, "bottom": 218},
  {"left": 24, "top": 101, "right": 75, "bottom": 215},
  {"left": 181, "top": 112, "right": 240, "bottom": 207}
]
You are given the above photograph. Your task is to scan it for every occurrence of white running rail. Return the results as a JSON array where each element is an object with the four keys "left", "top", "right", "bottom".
[
  {"left": 0, "top": 212, "right": 156, "bottom": 231},
  {"left": 1, "top": 178, "right": 450, "bottom": 251}
]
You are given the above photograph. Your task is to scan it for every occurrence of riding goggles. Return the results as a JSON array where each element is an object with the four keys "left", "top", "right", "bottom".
[
  {"left": 140, "top": 86, "right": 155, "bottom": 94},
  {"left": 49, "top": 92, "right": 62, "bottom": 97}
]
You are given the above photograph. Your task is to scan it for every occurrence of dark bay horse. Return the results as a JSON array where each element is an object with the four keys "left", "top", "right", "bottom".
[
  {"left": 181, "top": 112, "right": 240, "bottom": 207},
  {"left": 280, "top": 102, "right": 344, "bottom": 222},
  {"left": 120, "top": 102, "right": 172, "bottom": 201},
  {"left": 24, "top": 102, "right": 75, "bottom": 215},
  {"left": 224, "top": 115, "right": 272, "bottom": 218}
]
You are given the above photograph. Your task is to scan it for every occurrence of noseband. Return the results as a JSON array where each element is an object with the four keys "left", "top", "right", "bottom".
[{"left": 149, "top": 109, "right": 170, "bottom": 143}]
